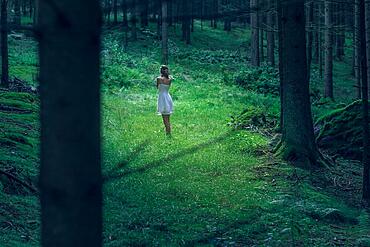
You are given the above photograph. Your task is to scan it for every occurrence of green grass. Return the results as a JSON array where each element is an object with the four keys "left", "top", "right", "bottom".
[
  {"left": 101, "top": 22, "right": 370, "bottom": 245},
  {"left": 0, "top": 20, "right": 369, "bottom": 246}
]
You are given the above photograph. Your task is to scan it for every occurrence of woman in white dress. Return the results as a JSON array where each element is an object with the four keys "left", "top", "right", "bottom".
[{"left": 157, "top": 65, "right": 174, "bottom": 136}]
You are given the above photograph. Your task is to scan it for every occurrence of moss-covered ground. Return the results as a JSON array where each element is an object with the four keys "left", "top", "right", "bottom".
[{"left": 0, "top": 21, "right": 369, "bottom": 246}]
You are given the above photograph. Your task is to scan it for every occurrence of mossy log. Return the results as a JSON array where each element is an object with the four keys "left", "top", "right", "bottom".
[{"left": 315, "top": 100, "right": 370, "bottom": 160}]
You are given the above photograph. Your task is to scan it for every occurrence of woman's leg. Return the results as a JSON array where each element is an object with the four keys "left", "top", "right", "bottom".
[{"left": 162, "top": 114, "right": 171, "bottom": 135}]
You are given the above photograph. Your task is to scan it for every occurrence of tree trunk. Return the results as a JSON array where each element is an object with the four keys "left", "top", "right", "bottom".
[
  {"left": 318, "top": 2, "right": 323, "bottom": 78},
  {"left": 29, "top": 0, "right": 33, "bottom": 18},
  {"left": 250, "top": 0, "right": 260, "bottom": 66},
  {"left": 306, "top": 1, "right": 313, "bottom": 83},
  {"left": 122, "top": 0, "right": 128, "bottom": 49},
  {"left": 355, "top": 0, "right": 362, "bottom": 98},
  {"left": 362, "top": 0, "right": 370, "bottom": 202},
  {"left": 324, "top": 0, "right": 334, "bottom": 99},
  {"left": 38, "top": 0, "right": 102, "bottom": 246},
  {"left": 213, "top": 0, "right": 218, "bottom": 28},
  {"left": 276, "top": 0, "right": 323, "bottom": 168},
  {"left": 181, "top": 1, "right": 191, "bottom": 44},
  {"left": 141, "top": 0, "right": 149, "bottom": 28},
  {"left": 113, "top": 0, "right": 118, "bottom": 24},
  {"left": 131, "top": 0, "right": 137, "bottom": 41},
  {"left": 162, "top": 0, "right": 168, "bottom": 65},
  {"left": 1, "top": 0, "right": 9, "bottom": 87},
  {"left": 267, "top": 0, "right": 275, "bottom": 67},
  {"left": 14, "top": 0, "right": 21, "bottom": 25}
]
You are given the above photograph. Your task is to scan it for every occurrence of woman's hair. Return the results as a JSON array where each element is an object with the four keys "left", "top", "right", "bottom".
[{"left": 160, "top": 65, "right": 170, "bottom": 78}]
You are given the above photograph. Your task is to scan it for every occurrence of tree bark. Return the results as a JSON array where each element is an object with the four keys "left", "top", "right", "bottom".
[
  {"left": 181, "top": 1, "right": 191, "bottom": 44},
  {"left": 113, "top": 0, "right": 118, "bottom": 24},
  {"left": 276, "top": 0, "right": 323, "bottom": 168},
  {"left": 324, "top": 0, "right": 334, "bottom": 99},
  {"left": 1, "top": 0, "right": 9, "bottom": 87},
  {"left": 362, "top": 0, "right": 370, "bottom": 202},
  {"left": 38, "top": 0, "right": 102, "bottom": 246},
  {"left": 355, "top": 0, "right": 362, "bottom": 98},
  {"left": 266, "top": 0, "right": 275, "bottom": 67},
  {"left": 162, "top": 0, "right": 168, "bottom": 65},
  {"left": 14, "top": 0, "right": 21, "bottom": 25},
  {"left": 318, "top": 2, "right": 323, "bottom": 78},
  {"left": 141, "top": 0, "right": 149, "bottom": 28},
  {"left": 131, "top": 0, "right": 137, "bottom": 41},
  {"left": 122, "top": 0, "right": 128, "bottom": 49},
  {"left": 306, "top": 1, "right": 314, "bottom": 83},
  {"left": 250, "top": 0, "right": 260, "bottom": 66}
]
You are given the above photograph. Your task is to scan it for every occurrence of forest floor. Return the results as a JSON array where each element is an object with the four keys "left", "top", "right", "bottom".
[{"left": 1, "top": 21, "right": 370, "bottom": 246}]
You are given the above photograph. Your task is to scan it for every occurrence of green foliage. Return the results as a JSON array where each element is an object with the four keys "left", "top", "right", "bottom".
[
  {"left": 175, "top": 49, "right": 246, "bottom": 65},
  {"left": 234, "top": 66, "right": 280, "bottom": 96}
]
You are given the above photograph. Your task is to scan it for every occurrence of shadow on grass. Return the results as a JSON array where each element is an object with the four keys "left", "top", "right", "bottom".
[
  {"left": 184, "top": 218, "right": 259, "bottom": 246},
  {"left": 103, "top": 130, "right": 236, "bottom": 183}
]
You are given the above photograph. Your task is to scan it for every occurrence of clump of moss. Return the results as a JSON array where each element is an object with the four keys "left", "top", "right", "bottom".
[
  {"left": 229, "top": 105, "right": 279, "bottom": 132},
  {"left": 315, "top": 100, "right": 370, "bottom": 160}
]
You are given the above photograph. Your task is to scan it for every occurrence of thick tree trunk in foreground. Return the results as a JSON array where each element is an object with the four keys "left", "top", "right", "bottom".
[
  {"left": 38, "top": 0, "right": 102, "bottom": 246},
  {"left": 276, "top": 0, "right": 323, "bottom": 168},
  {"left": 250, "top": 0, "right": 260, "bottom": 66},
  {"left": 162, "top": 0, "right": 168, "bottom": 65},
  {"left": 1, "top": 0, "right": 9, "bottom": 87},
  {"left": 361, "top": 0, "right": 370, "bottom": 202},
  {"left": 324, "top": 0, "right": 334, "bottom": 99}
]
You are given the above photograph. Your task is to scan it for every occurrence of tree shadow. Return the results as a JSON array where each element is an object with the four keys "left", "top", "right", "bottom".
[
  {"left": 184, "top": 218, "right": 259, "bottom": 246},
  {"left": 103, "top": 130, "right": 235, "bottom": 183}
]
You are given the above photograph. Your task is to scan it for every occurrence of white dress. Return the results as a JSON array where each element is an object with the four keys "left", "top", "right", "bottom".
[{"left": 157, "top": 83, "right": 173, "bottom": 115}]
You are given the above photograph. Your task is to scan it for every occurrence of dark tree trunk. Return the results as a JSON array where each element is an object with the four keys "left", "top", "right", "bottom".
[
  {"left": 29, "top": 0, "right": 33, "bottom": 18},
  {"left": 141, "top": 0, "right": 149, "bottom": 27},
  {"left": 318, "top": 2, "right": 323, "bottom": 78},
  {"left": 362, "top": 0, "right": 370, "bottom": 202},
  {"left": 213, "top": 0, "right": 218, "bottom": 28},
  {"left": 14, "top": 0, "right": 21, "bottom": 25},
  {"left": 131, "top": 0, "right": 137, "bottom": 41},
  {"left": 113, "top": 0, "right": 118, "bottom": 24},
  {"left": 250, "top": 0, "right": 260, "bottom": 66},
  {"left": 181, "top": 1, "right": 191, "bottom": 44},
  {"left": 106, "top": 0, "right": 112, "bottom": 24},
  {"left": 276, "top": 0, "right": 323, "bottom": 168},
  {"left": 266, "top": 0, "right": 275, "bottom": 67},
  {"left": 1, "top": 0, "right": 9, "bottom": 87},
  {"left": 355, "top": 0, "right": 361, "bottom": 98},
  {"left": 324, "top": 0, "right": 334, "bottom": 99},
  {"left": 122, "top": 0, "right": 128, "bottom": 49},
  {"left": 157, "top": 4, "right": 161, "bottom": 40},
  {"left": 162, "top": 0, "right": 168, "bottom": 65},
  {"left": 38, "top": 0, "right": 102, "bottom": 246},
  {"left": 260, "top": 29, "right": 264, "bottom": 63},
  {"left": 313, "top": 1, "right": 320, "bottom": 64},
  {"left": 306, "top": 1, "right": 313, "bottom": 83}
]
